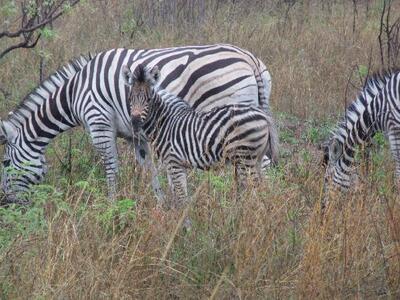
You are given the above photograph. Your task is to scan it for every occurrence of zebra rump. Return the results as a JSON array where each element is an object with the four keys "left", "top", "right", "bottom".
[{"left": 123, "top": 64, "right": 278, "bottom": 208}]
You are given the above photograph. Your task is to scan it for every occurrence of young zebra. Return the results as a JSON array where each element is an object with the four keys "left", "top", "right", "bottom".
[
  {"left": 324, "top": 70, "right": 400, "bottom": 202},
  {"left": 122, "top": 64, "right": 278, "bottom": 208}
]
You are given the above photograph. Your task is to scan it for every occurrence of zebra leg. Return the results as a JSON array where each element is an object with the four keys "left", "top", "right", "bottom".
[
  {"left": 166, "top": 162, "right": 192, "bottom": 229},
  {"left": 387, "top": 128, "right": 400, "bottom": 189},
  {"left": 89, "top": 123, "right": 118, "bottom": 200},
  {"left": 234, "top": 164, "right": 248, "bottom": 198},
  {"left": 166, "top": 163, "right": 188, "bottom": 209},
  {"left": 146, "top": 154, "right": 165, "bottom": 206},
  {"left": 133, "top": 138, "right": 165, "bottom": 205},
  {"left": 233, "top": 156, "right": 263, "bottom": 203},
  {"left": 133, "top": 136, "right": 147, "bottom": 166}
]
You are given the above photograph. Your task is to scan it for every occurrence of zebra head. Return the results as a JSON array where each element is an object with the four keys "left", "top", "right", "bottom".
[
  {"left": 0, "top": 119, "right": 47, "bottom": 204},
  {"left": 122, "top": 64, "right": 160, "bottom": 133},
  {"left": 323, "top": 137, "right": 353, "bottom": 192}
]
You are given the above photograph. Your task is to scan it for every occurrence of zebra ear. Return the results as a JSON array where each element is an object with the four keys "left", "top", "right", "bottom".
[
  {"left": 149, "top": 65, "right": 160, "bottom": 83},
  {"left": 0, "top": 120, "right": 6, "bottom": 144},
  {"left": 122, "top": 65, "right": 133, "bottom": 86},
  {"left": 0, "top": 119, "right": 15, "bottom": 145},
  {"left": 329, "top": 139, "right": 343, "bottom": 161}
]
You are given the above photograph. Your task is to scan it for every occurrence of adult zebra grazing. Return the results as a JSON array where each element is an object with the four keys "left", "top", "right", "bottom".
[
  {"left": 324, "top": 70, "right": 400, "bottom": 203},
  {"left": 0, "top": 44, "right": 272, "bottom": 204},
  {"left": 123, "top": 64, "right": 278, "bottom": 209}
]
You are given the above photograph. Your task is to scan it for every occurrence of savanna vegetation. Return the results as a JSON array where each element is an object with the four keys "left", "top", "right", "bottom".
[{"left": 1, "top": 0, "right": 400, "bottom": 298}]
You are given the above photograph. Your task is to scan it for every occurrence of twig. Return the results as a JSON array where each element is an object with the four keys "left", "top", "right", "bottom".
[{"left": 378, "top": 0, "right": 387, "bottom": 67}]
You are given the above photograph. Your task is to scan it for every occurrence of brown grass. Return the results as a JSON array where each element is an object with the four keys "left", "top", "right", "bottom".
[{"left": 1, "top": 0, "right": 400, "bottom": 299}]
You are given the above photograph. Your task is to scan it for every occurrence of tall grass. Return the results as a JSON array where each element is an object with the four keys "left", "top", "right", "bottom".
[{"left": 1, "top": 0, "right": 400, "bottom": 298}]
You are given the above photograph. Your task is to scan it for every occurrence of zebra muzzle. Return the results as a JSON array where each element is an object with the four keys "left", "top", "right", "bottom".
[{"left": 131, "top": 115, "right": 143, "bottom": 132}]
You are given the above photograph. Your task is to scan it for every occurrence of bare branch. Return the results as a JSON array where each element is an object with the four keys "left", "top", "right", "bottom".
[
  {"left": 0, "top": 0, "right": 80, "bottom": 61},
  {"left": 0, "top": 33, "right": 41, "bottom": 60}
]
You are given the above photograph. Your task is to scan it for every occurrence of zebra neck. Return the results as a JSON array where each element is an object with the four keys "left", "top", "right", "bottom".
[
  {"left": 144, "top": 92, "right": 195, "bottom": 140},
  {"left": 8, "top": 80, "right": 79, "bottom": 149},
  {"left": 336, "top": 95, "right": 385, "bottom": 171}
]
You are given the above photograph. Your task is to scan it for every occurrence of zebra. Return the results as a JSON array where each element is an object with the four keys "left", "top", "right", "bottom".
[
  {"left": 123, "top": 64, "right": 279, "bottom": 209},
  {"left": 0, "top": 44, "right": 272, "bottom": 204},
  {"left": 323, "top": 70, "right": 400, "bottom": 204}
]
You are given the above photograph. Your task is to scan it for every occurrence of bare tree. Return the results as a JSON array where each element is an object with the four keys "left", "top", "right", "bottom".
[
  {"left": 378, "top": 0, "right": 400, "bottom": 68},
  {"left": 0, "top": 0, "right": 80, "bottom": 61}
]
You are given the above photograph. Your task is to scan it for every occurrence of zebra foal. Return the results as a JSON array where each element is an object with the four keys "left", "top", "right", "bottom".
[
  {"left": 324, "top": 70, "right": 400, "bottom": 206},
  {"left": 123, "top": 64, "right": 278, "bottom": 208}
]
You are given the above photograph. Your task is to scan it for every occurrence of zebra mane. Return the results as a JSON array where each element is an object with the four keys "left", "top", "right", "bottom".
[
  {"left": 333, "top": 70, "right": 396, "bottom": 142},
  {"left": 8, "top": 54, "right": 94, "bottom": 122}
]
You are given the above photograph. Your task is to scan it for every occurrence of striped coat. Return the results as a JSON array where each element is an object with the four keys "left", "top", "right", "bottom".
[
  {"left": 324, "top": 70, "right": 400, "bottom": 206},
  {"left": 0, "top": 44, "right": 272, "bottom": 204},
  {"left": 123, "top": 64, "right": 278, "bottom": 208}
]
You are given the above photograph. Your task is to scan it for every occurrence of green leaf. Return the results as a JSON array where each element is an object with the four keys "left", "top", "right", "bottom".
[
  {"left": 63, "top": 2, "right": 72, "bottom": 14},
  {"left": 358, "top": 65, "right": 369, "bottom": 78},
  {"left": 39, "top": 27, "right": 57, "bottom": 40}
]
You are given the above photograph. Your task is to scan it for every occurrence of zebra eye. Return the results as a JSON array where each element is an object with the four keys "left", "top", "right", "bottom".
[
  {"left": 3, "top": 159, "right": 11, "bottom": 168},
  {"left": 330, "top": 140, "right": 342, "bottom": 161}
]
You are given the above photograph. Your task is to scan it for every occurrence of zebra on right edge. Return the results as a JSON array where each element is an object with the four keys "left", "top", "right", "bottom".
[
  {"left": 323, "top": 70, "right": 400, "bottom": 207},
  {"left": 123, "top": 64, "right": 279, "bottom": 209}
]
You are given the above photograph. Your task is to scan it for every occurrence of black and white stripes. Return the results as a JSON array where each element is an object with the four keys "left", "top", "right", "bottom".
[
  {"left": 0, "top": 56, "right": 91, "bottom": 204},
  {"left": 324, "top": 70, "right": 400, "bottom": 194},
  {"left": 0, "top": 44, "right": 272, "bottom": 203},
  {"left": 123, "top": 65, "right": 278, "bottom": 208}
]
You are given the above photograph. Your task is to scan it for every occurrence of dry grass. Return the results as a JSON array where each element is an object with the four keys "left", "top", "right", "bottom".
[
  {"left": 1, "top": 0, "right": 400, "bottom": 299},
  {"left": 1, "top": 146, "right": 400, "bottom": 299}
]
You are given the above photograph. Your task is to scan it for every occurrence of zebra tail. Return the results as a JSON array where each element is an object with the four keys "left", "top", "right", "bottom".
[
  {"left": 265, "top": 114, "right": 279, "bottom": 166},
  {"left": 255, "top": 58, "right": 272, "bottom": 113}
]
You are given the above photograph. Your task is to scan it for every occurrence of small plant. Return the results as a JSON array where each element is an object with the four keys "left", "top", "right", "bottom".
[
  {"left": 208, "top": 173, "right": 230, "bottom": 194},
  {"left": 97, "top": 198, "right": 136, "bottom": 233},
  {"left": 358, "top": 64, "right": 369, "bottom": 78},
  {"left": 280, "top": 129, "right": 298, "bottom": 145},
  {"left": 373, "top": 132, "right": 387, "bottom": 147},
  {"left": 303, "top": 120, "right": 333, "bottom": 144},
  {"left": 0, "top": 184, "right": 59, "bottom": 252}
]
